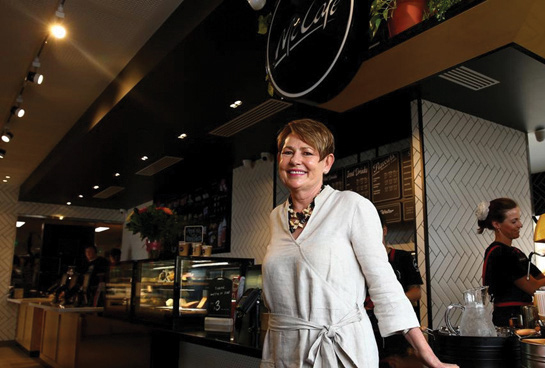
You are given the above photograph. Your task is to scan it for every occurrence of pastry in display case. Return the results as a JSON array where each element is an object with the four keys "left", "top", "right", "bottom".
[
  {"left": 104, "top": 261, "right": 135, "bottom": 319},
  {"left": 133, "top": 257, "right": 253, "bottom": 327},
  {"left": 134, "top": 258, "right": 177, "bottom": 325}
]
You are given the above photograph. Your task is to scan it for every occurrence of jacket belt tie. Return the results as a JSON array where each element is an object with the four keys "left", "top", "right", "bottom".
[{"left": 268, "top": 308, "right": 363, "bottom": 368}]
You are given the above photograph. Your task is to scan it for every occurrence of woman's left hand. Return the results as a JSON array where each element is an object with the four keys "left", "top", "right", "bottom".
[{"left": 404, "top": 328, "right": 460, "bottom": 368}]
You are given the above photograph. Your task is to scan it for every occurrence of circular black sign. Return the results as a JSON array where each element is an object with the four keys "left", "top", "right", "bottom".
[{"left": 266, "top": 0, "right": 366, "bottom": 104}]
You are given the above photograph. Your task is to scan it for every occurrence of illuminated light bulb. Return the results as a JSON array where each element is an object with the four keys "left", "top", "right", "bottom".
[{"left": 51, "top": 24, "right": 66, "bottom": 39}]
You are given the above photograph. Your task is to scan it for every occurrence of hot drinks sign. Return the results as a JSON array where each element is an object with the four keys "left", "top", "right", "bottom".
[{"left": 266, "top": 0, "right": 365, "bottom": 103}]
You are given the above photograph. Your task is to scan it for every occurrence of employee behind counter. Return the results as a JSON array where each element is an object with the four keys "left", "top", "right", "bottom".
[{"left": 82, "top": 244, "right": 109, "bottom": 306}]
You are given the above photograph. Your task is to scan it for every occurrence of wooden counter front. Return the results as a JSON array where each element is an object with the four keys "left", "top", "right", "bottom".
[
  {"left": 14, "top": 300, "right": 45, "bottom": 355},
  {"left": 35, "top": 305, "right": 150, "bottom": 368}
]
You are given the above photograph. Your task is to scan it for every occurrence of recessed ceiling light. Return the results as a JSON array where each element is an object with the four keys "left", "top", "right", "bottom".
[
  {"left": 2, "top": 179, "right": 7, "bottom": 183},
  {"left": 141, "top": 156, "right": 148, "bottom": 161},
  {"left": 66, "top": 202, "right": 71, "bottom": 205},
  {"left": 230, "top": 100, "right": 242, "bottom": 109},
  {"left": 95, "top": 227, "right": 110, "bottom": 233},
  {"left": 93, "top": 185, "right": 99, "bottom": 190},
  {"left": 178, "top": 133, "right": 187, "bottom": 139},
  {"left": 114, "top": 172, "right": 120, "bottom": 177},
  {"left": 5, "top": 175, "right": 10, "bottom": 179},
  {"left": 78, "top": 194, "right": 83, "bottom": 198}
]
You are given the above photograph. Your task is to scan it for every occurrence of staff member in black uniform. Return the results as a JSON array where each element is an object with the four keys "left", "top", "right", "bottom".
[
  {"left": 478, "top": 197, "right": 545, "bottom": 326},
  {"left": 366, "top": 213, "right": 424, "bottom": 365}
]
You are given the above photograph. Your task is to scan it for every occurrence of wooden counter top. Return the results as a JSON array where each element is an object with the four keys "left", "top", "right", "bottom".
[
  {"left": 28, "top": 302, "right": 103, "bottom": 314},
  {"left": 7, "top": 297, "right": 51, "bottom": 304}
]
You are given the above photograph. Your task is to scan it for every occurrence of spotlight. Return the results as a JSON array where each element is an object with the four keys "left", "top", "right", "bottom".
[
  {"left": 11, "top": 106, "right": 25, "bottom": 118},
  {"left": 50, "top": 4, "right": 67, "bottom": 39},
  {"left": 55, "top": 4, "right": 65, "bottom": 18},
  {"left": 1, "top": 131, "right": 13, "bottom": 143},
  {"left": 0, "top": 149, "right": 6, "bottom": 159},
  {"left": 536, "top": 128, "right": 545, "bottom": 142},
  {"left": 247, "top": 0, "right": 266, "bottom": 11},
  {"left": 51, "top": 24, "right": 66, "bottom": 39},
  {"left": 27, "top": 71, "right": 44, "bottom": 84}
]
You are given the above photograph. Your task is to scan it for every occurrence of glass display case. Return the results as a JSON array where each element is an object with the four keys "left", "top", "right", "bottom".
[
  {"left": 104, "top": 261, "right": 135, "bottom": 319},
  {"left": 133, "top": 256, "right": 253, "bottom": 327}
]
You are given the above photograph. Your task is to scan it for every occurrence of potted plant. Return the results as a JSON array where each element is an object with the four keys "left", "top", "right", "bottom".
[
  {"left": 125, "top": 205, "right": 180, "bottom": 258},
  {"left": 369, "top": 0, "right": 463, "bottom": 41}
]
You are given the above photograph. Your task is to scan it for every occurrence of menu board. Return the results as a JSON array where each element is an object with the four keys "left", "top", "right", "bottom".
[
  {"left": 344, "top": 162, "right": 370, "bottom": 199},
  {"left": 403, "top": 200, "right": 415, "bottom": 221},
  {"left": 376, "top": 202, "right": 402, "bottom": 223},
  {"left": 207, "top": 277, "right": 233, "bottom": 317},
  {"left": 401, "top": 149, "right": 413, "bottom": 198},
  {"left": 184, "top": 226, "right": 204, "bottom": 243},
  {"left": 156, "top": 177, "right": 231, "bottom": 254},
  {"left": 324, "top": 169, "right": 344, "bottom": 191},
  {"left": 372, "top": 153, "right": 401, "bottom": 203}
]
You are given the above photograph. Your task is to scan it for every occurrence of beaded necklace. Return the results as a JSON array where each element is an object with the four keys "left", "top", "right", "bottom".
[
  {"left": 287, "top": 185, "right": 324, "bottom": 234},
  {"left": 288, "top": 198, "right": 315, "bottom": 233}
]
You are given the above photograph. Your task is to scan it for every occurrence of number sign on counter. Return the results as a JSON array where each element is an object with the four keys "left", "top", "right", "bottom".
[
  {"left": 207, "top": 277, "right": 233, "bottom": 317},
  {"left": 344, "top": 162, "right": 370, "bottom": 199},
  {"left": 372, "top": 153, "right": 401, "bottom": 203},
  {"left": 324, "top": 169, "right": 344, "bottom": 191}
]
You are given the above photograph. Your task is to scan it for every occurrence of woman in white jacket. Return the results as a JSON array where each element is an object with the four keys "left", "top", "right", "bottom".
[{"left": 260, "top": 118, "right": 457, "bottom": 368}]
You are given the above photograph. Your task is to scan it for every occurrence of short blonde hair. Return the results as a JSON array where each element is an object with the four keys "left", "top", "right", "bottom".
[{"left": 276, "top": 119, "right": 335, "bottom": 160}]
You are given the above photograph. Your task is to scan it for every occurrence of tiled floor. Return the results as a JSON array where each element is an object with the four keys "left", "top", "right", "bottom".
[{"left": 0, "top": 342, "right": 44, "bottom": 368}]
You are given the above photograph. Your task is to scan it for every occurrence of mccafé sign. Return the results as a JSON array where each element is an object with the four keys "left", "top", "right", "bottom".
[{"left": 266, "top": 0, "right": 366, "bottom": 104}]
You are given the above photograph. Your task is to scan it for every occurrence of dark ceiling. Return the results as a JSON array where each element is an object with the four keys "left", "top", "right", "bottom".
[
  {"left": 420, "top": 45, "right": 545, "bottom": 134},
  {"left": 15, "top": 0, "right": 545, "bottom": 210},
  {"left": 17, "top": 0, "right": 413, "bottom": 210}
]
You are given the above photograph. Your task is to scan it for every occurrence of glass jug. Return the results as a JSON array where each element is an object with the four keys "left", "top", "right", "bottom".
[{"left": 445, "top": 286, "right": 496, "bottom": 336}]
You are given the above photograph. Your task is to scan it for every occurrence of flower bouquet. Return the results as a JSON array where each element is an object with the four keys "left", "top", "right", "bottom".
[{"left": 125, "top": 206, "right": 180, "bottom": 255}]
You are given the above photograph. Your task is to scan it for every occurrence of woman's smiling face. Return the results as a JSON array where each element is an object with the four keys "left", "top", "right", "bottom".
[{"left": 278, "top": 134, "right": 333, "bottom": 194}]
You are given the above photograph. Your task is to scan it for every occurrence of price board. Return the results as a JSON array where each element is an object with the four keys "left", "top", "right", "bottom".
[
  {"left": 403, "top": 200, "right": 415, "bottom": 221},
  {"left": 344, "top": 161, "right": 370, "bottom": 199},
  {"left": 324, "top": 169, "right": 344, "bottom": 191},
  {"left": 376, "top": 202, "right": 402, "bottom": 223},
  {"left": 371, "top": 153, "right": 401, "bottom": 203},
  {"left": 401, "top": 149, "right": 413, "bottom": 199},
  {"left": 207, "top": 277, "right": 233, "bottom": 317}
]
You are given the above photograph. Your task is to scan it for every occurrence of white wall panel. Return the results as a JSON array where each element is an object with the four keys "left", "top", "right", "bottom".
[
  {"left": 221, "top": 159, "right": 274, "bottom": 265},
  {"left": 419, "top": 100, "right": 533, "bottom": 329}
]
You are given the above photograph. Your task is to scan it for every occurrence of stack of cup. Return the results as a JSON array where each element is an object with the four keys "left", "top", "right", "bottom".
[
  {"left": 192, "top": 243, "right": 202, "bottom": 257},
  {"left": 534, "top": 289, "right": 545, "bottom": 318}
]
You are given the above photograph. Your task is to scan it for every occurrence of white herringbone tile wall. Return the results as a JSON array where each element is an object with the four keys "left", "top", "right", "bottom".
[
  {"left": 420, "top": 100, "right": 533, "bottom": 329},
  {"left": 221, "top": 159, "right": 275, "bottom": 265},
  {"left": 0, "top": 185, "right": 123, "bottom": 341},
  {"left": 411, "top": 100, "right": 429, "bottom": 327}
]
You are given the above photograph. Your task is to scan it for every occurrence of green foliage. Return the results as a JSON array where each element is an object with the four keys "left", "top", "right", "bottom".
[
  {"left": 369, "top": 0, "right": 398, "bottom": 41},
  {"left": 125, "top": 206, "right": 180, "bottom": 244},
  {"left": 425, "top": 0, "right": 463, "bottom": 21},
  {"left": 369, "top": 0, "right": 464, "bottom": 41}
]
